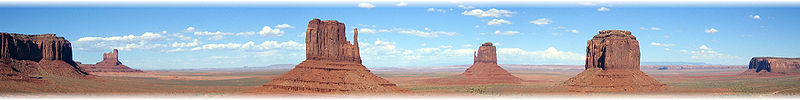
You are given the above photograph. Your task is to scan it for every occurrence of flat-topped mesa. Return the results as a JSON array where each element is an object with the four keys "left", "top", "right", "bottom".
[
  {"left": 473, "top": 42, "right": 497, "bottom": 64},
  {"left": 1, "top": 32, "right": 89, "bottom": 81},
  {"left": 587, "top": 30, "right": 640, "bottom": 70},
  {"left": 564, "top": 30, "right": 664, "bottom": 92},
  {"left": 245, "top": 19, "right": 405, "bottom": 94},
  {"left": 741, "top": 57, "right": 800, "bottom": 75},
  {"left": 97, "top": 49, "right": 122, "bottom": 66},
  {"left": 305, "top": 19, "right": 361, "bottom": 63},
  {"left": 426, "top": 42, "right": 522, "bottom": 85},
  {"left": 78, "top": 49, "right": 143, "bottom": 73}
]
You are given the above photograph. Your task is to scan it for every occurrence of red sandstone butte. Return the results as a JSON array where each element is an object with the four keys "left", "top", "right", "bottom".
[
  {"left": 1, "top": 32, "right": 90, "bottom": 82},
  {"left": 740, "top": 57, "right": 800, "bottom": 75},
  {"left": 427, "top": 42, "right": 523, "bottom": 85},
  {"left": 78, "top": 49, "right": 143, "bottom": 73},
  {"left": 245, "top": 19, "right": 406, "bottom": 94},
  {"left": 563, "top": 30, "right": 664, "bottom": 92}
]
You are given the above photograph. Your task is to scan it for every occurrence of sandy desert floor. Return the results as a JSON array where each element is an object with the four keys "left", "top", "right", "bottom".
[{"left": 2, "top": 66, "right": 800, "bottom": 98}]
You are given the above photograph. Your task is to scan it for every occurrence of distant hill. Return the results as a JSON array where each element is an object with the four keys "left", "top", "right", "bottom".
[{"left": 641, "top": 62, "right": 709, "bottom": 65}]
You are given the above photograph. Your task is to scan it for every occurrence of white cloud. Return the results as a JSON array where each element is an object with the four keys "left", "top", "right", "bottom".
[
  {"left": 552, "top": 33, "right": 560, "bottom": 36},
  {"left": 567, "top": 29, "right": 579, "bottom": 33},
  {"left": 649, "top": 42, "right": 676, "bottom": 47},
  {"left": 597, "top": 7, "right": 610, "bottom": 11},
  {"left": 357, "top": 24, "right": 377, "bottom": 27},
  {"left": 461, "top": 8, "right": 516, "bottom": 18},
  {"left": 463, "top": 44, "right": 473, "bottom": 47},
  {"left": 420, "top": 43, "right": 427, "bottom": 47},
  {"left": 171, "top": 39, "right": 202, "bottom": 47},
  {"left": 258, "top": 26, "right": 285, "bottom": 36},
  {"left": 749, "top": 15, "right": 761, "bottom": 19},
  {"left": 479, "top": 33, "right": 488, "bottom": 35},
  {"left": 663, "top": 35, "right": 671, "bottom": 38},
  {"left": 475, "top": 25, "right": 480, "bottom": 28},
  {"left": 358, "top": 28, "right": 378, "bottom": 34},
  {"left": 358, "top": 2, "right": 375, "bottom": 8},
  {"left": 439, "top": 45, "right": 453, "bottom": 49},
  {"left": 494, "top": 30, "right": 520, "bottom": 35},
  {"left": 578, "top": 2, "right": 597, "bottom": 6},
  {"left": 398, "top": 29, "right": 457, "bottom": 38},
  {"left": 497, "top": 47, "right": 584, "bottom": 61},
  {"left": 424, "top": 27, "right": 430, "bottom": 31},
  {"left": 395, "top": 2, "right": 408, "bottom": 7},
  {"left": 529, "top": 18, "right": 552, "bottom": 25},
  {"left": 457, "top": 5, "right": 475, "bottom": 9},
  {"left": 190, "top": 40, "right": 303, "bottom": 51},
  {"left": 640, "top": 27, "right": 662, "bottom": 31},
  {"left": 193, "top": 26, "right": 284, "bottom": 40},
  {"left": 427, "top": 8, "right": 446, "bottom": 13},
  {"left": 685, "top": 45, "right": 739, "bottom": 59},
  {"left": 705, "top": 28, "right": 719, "bottom": 34},
  {"left": 183, "top": 27, "right": 196, "bottom": 32},
  {"left": 74, "top": 32, "right": 168, "bottom": 51},
  {"left": 171, "top": 33, "right": 192, "bottom": 40},
  {"left": 487, "top": 19, "right": 512, "bottom": 25},
  {"left": 275, "top": 24, "right": 294, "bottom": 29}
]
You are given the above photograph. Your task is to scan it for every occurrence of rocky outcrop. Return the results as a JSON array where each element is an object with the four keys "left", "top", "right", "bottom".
[
  {"left": 426, "top": 42, "right": 523, "bottom": 85},
  {"left": 78, "top": 49, "right": 143, "bottom": 73},
  {"left": 564, "top": 30, "right": 664, "bottom": 92},
  {"left": 245, "top": 19, "right": 406, "bottom": 94},
  {"left": 740, "top": 57, "right": 800, "bottom": 75},
  {"left": 1, "top": 32, "right": 89, "bottom": 81}
]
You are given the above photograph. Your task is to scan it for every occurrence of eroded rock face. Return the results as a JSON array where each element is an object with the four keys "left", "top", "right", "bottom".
[
  {"left": 740, "top": 57, "right": 800, "bottom": 75},
  {"left": 564, "top": 30, "right": 664, "bottom": 92},
  {"left": 246, "top": 19, "right": 406, "bottom": 94},
  {"left": 78, "top": 49, "right": 143, "bottom": 73},
  {"left": 427, "top": 42, "right": 523, "bottom": 85},
  {"left": 1, "top": 32, "right": 89, "bottom": 81}
]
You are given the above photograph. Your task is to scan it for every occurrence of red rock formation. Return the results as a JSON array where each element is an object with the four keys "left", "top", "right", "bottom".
[
  {"left": 1, "top": 32, "right": 90, "bottom": 81},
  {"left": 740, "top": 57, "right": 800, "bottom": 75},
  {"left": 564, "top": 30, "right": 664, "bottom": 92},
  {"left": 245, "top": 19, "right": 406, "bottom": 94},
  {"left": 426, "top": 42, "right": 523, "bottom": 85},
  {"left": 78, "top": 49, "right": 143, "bottom": 73}
]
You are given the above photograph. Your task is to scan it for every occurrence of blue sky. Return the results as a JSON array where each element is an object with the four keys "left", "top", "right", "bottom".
[{"left": 1, "top": 1, "right": 799, "bottom": 69}]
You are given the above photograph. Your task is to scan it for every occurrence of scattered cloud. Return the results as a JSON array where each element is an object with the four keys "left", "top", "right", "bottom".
[
  {"left": 578, "top": 2, "right": 597, "bottom": 6},
  {"left": 74, "top": 32, "right": 168, "bottom": 51},
  {"left": 474, "top": 25, "right": 480, "bottom": 28},
  {"left": 275, "top": 24, "right": 294, "bottom": 29},
  {"left": 597, "top": 7, "right": 610, "bottom": 11},
  {"left": 193, "top": 26, "right": 284, "bottom": 40},
  {"left": 705, "top": 28, "right": 719, "bottom": 34},
  {"left": 685, "top": 45, "right": 739, "bottom": 59},
  {"left": 529, "top": 18, "right": 552, "bottom": 25},
  {"left": 567, "top": 29, "right": 579, "bottom": 33},
  {"left": 461, "top": 8, "right": 516, "bottom": 18},
  {"left": 189, "top": 40, "right": 303, "bottom": 51},
  {"left": 171, "top": 39, "right": 202, "bottom": 47},
  {"left": 395, "top": 2, "right": 408, "bottom": 7},
  {"left": 427, "top": 8, "right": 447, "bottom": 13},
  {"left": 552, "top": 33, "right": 560, "bottom": 36},
  {"left": 357, "top": 24, "right": 377, "bottom": 27},
  {"left": 497, "top": 47, "right": 584, "bottom": 61},
  {"left": 487, "top": 19, "right": 512, "bottom": 25},
  {"left": 457, "top": 5, "right": 475, "bottom": 9},
  {"left": 183, "top": 27, "right": 196, "bottom": 32},
  {"left": 640, "top": 27, "right": 662, "bottom": 31},
  {"left": 358, "top": 28, "right": 378, "bottom": 34},
  {"left": 358, "top": 2, "right": 375, "bottom": 8},
  {"left": 398, "top": 29, "right": 457, "bottom": 38},
  {"left": 749, "top": 15, "right": 761, "bottom": 19},
  {"left": 649, "top": 42, "right": 676, "bottom": 47},
  {"left": 494, "top": 30, "right": 521, "bottom": 35},
  {"left": 463, "top": 44, "right": 473, "bottom": 47}
]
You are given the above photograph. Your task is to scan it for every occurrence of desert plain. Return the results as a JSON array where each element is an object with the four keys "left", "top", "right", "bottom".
[{"left": 3, "top": 64, "right": 800, "bottom": 98}]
